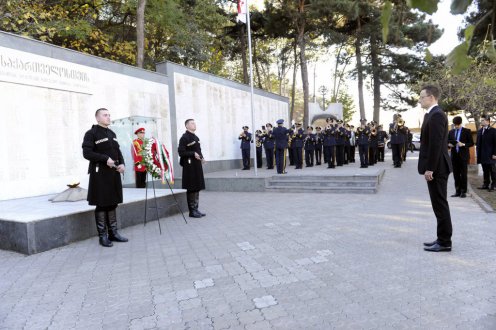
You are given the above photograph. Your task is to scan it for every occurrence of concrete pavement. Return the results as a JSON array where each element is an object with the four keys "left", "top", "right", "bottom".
[{"left": 1, "top": 151, "right": 495, "bottom": 329}]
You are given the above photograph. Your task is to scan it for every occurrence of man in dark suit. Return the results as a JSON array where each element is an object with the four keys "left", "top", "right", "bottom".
[
  {"left": 476, "top": 115, "right": 496, "bottom": 191},
  {"left": 448, "top": 116, "right": 474, "bottom": 198},
  {"left": 273, "top": 119, "right": 289, "bottom": 174},
  {"left": 418, "top": 85, "right": 453, "bottom": 252}
]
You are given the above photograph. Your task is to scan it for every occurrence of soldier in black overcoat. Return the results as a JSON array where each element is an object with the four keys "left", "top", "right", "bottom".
[
  {"left": 178, "top": 119, "right": 206, "bottom": 218},
  {"left": 82, "top": 108, "right": 128, "bottom": 247}
]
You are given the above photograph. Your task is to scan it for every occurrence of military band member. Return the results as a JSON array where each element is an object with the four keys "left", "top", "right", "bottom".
[
  {"left": 293, "top": 123, "right": 304, "bottom": 169},
  {"left": 255, "top": 129, "right": 263, "bottom": 169},
  {"left": 448, "top": 116, "right": 474, "bottom": 197},
  {"left": 288, "top": 125, "right": 295, "bottom": 166},
  {"left": 349, "top": 125, "right": 356, "bottom": 163},
  {"left": 343, "top": 123, "right": 351, "bottom": 165},
  {"left": 390, "top": 114, "right": 406, "bottom": 168},
  {"left": 82, "top": 108, "right": 128, "bottom": 247},
  {"left": 335, "top": 120, "right": 346, "bottom": 166},
  {"left": 239, "top": 126, "right": 252, "bottom": 170},
  {"left": 273, "top": 119, "right": 289, "bottom": 174},
  {"left": 262, "top": 123, "right": 275, "bottom": 169},
  {"left": 304, "top": 126, "right": 316, "bottom": 167},
  {"left": 323, "top": 119, "right": 336, "bottom": 168},
  {"left": 356, "top": 120, "right": 370, "bottom": 168},
  {"left": 315, "top": 126, "right": 323, "bottom": 165},
  {"left": 178, "top": 119, "right": 206, "bottom": 218},
  {"left": 377, "top": 125, "right": 388, "bottom": 162},
  {"left": 132, "top": 127, "right": 147, "bottom": 188},
  {"left": 368, "top": 122, "right": 378, "bottom": 166}
]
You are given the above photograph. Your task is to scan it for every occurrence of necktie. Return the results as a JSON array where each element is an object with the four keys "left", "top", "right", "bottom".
[{"left": 456, "top": 128, "right": 461, "bottom": 152}]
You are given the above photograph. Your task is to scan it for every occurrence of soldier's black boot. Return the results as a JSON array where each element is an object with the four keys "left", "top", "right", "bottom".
[
  {"left": 187, "top": 192, "right": 202, "bottom": 218},
  {"left": 107, "top": 209, "right": 128, "bottom": 242},
  {"left": 95, "top": 211, "right": 113, "bottom": 247},
  {"left": 194, "top": 192, "right": 206, "bottom": 217}
]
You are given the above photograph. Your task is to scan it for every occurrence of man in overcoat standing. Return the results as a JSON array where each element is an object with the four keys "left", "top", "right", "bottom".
[
  {"left": 82, "top": 108, "right": 128, "bottom": 247},
  {"left": 476, "top": 115, "right": 496, "bottom": 191},
  {"left": 418, "top": 86, "right": 453, "bottom": 252},
  {"left": 178, "top": 119, "right": 206, "bottom": 218}
]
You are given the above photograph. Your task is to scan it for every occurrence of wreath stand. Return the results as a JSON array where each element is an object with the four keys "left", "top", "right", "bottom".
[{"left": 143, "top": 174, "right": 187, "bottom": 235}]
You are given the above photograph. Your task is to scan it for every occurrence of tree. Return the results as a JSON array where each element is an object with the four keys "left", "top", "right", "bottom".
[{"left": 136, "top": 0, "right": 147, "bottom": 68}]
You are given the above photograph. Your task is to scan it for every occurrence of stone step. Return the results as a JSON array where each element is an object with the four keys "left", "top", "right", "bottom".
[
  {"left": 265, "top": 186, "right": 377, "bottom": 194},
  {"left": 266, "top": 180, "right": 377, "bottom": 188},
  {"left": 269, "top": 175, "right": 380, "bottom": 182}
]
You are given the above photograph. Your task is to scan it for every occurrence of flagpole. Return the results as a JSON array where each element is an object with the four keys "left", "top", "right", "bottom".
[{"left": 245, "top": 0, "right": 257, "bottom": 176}]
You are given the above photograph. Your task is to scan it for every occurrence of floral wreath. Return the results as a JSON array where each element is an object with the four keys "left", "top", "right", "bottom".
[{"left": 139, "top": 137, "right": 174, "bottom": 184}]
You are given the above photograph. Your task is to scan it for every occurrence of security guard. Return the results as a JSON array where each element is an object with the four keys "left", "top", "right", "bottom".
[
  {"left": 82, "top": 108, "right": 128, "bottom": 247},
  {"left": 239, "top": 126, "right": 252, "bottom": 170},
  {"left": 262, "top": 123, "right": 275, "bottom": 169},
  {"left": 273, "top": 119, "right": 289, "bottom": 174},
  {"left": 132, "top": 127, "right": 147, "bottom": 188}
]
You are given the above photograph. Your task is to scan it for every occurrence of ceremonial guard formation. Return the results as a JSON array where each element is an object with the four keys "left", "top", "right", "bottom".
[
  {"left": 82, "top": 108, "right": 128, "bottom": 247},
  {"left": 132, "top": 127, "right": 147, "bottom": 188}
]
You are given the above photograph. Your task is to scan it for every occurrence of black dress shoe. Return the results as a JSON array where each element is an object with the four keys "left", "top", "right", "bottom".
[
  {"left": 197, "top": 210, "right": 206, "bottom": 217},
  {"left": 424, "top": 243, "right": 451, "bottom": 252},
  {"left": 423, "top": 240, "right": 438, "bottom": 247},
  {"left": 189, "top": 210, "right": 202, "bottom": 218},
  {"left": 460, "top": 193, "right": 467, "bottom": 198},
  {"left": 451, "top": 193, "right": 461, "bottom": 197}
]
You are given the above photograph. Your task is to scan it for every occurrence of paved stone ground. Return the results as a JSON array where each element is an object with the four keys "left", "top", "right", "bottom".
[{"left": 1, "top": 152, "right": 495, "bottom": 330}]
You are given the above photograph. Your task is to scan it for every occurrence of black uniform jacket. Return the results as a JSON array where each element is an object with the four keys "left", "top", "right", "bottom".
[
  {"left": 82, "top": 125, "right": 124, "bottom": 206},
  {"left": 178, "top": 130, "right": 206, "bottom": 191}
]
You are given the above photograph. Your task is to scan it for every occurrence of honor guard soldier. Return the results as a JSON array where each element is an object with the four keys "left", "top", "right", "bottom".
[
  {"left": 368, "top": 122, "right": 379, "bottom": 166},
  {"left": 389, "top": 114, "right": 407, "bottom": 168},
  {"left": 356, "top": 119, "right": 370, "bottom": 168},
  {"left": 349, "top": 125, "right": 356, "bottom": 163},
  {"left": 82, "top": 108, "right": 128, "bottom": 247},
  {"left": 255, "top": 129, "right": 263, "bottom": 169},
  {"left": 239, "top": 126, "right": 252, "bottom": 170},
  {"left": 304, "top": 126, "right": 316, "bottom": 167},
  {"left": 377, "top": 125, "right": 388, "bottom": 162},
  {"left": 263, "top": 123, "right": 275, "bottom": 169},
  {"left": 323, "top": 118, "right": 336, "bottom": 168},
  {"left": 315, "top": 126, "right": 323, "bottom": 165},
  {"left": 178, "top": 119, "right": 206, "bottom": 218},
  {"left": 293, "top": 123, "right": 304, "bottom": 169},
  {"left": 448, "top": 116, "right": 474, "bottom": 197},
  {"left": 273, "top": 119, "right": 289, "bottom": 174},
  {"left": 335, "top": 120, "right": 346, "bottom": 166},
  {"left": 132, "top": 127, "right": 147, "bottom": 188}
]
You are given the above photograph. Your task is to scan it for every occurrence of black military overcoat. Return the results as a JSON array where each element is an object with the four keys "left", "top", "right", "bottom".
[{"left": 178, "top": 130, "right": 205, "bottom": 191}]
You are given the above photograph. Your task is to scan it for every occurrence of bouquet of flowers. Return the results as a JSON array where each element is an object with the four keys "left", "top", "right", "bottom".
[{"left": 140, "top": 137, "right": 174, "bottom": 184}]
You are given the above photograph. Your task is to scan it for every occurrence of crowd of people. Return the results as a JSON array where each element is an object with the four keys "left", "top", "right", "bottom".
[{"left": 239, "top": 116, "right": 412, "bottom": 174}]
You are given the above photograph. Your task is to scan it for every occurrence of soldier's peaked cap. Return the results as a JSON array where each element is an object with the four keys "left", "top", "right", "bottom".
[
  {"left": 134, "top": 127, "right": 145, "bottom": 134},
  {"left": 276, "top": 119, "right": 284, "bottom": 124}
]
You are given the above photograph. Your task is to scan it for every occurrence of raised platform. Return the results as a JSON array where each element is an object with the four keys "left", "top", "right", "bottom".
[
  {"left": 0, "top": 188, "right": 187, "bottom": 255},
  {"left": 171, "top": 165, "right": 385, "bottom": 193}
]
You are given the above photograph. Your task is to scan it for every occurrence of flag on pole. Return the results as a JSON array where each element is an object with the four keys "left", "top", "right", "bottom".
[{"left": 237, "top": 0, "right": 247, "bottom": 24}]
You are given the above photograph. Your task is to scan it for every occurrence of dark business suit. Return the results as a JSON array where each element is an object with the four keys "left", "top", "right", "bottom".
[
  {"left": 476, "top": 126, "right": 496, "bottom": 188},
  {"left": 448, "top": 127, "right": 473, "bottom": 194},
  {"left": 418, "top": 106, "right": 453, "bottom": 246}
]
